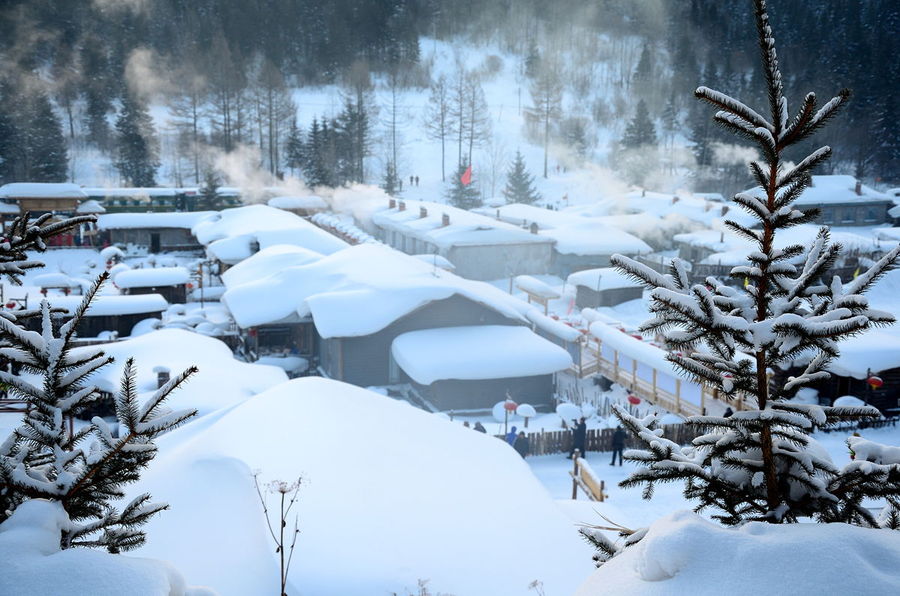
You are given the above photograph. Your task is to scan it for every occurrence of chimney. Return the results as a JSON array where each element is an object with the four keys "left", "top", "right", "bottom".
[
  {"left": 855, "top": 180, "right": 862, "bottom": 195},
  {"left": 441, "top": 213, "right": 450, "bottom": 227},
  {"left": 721, "top": 205, "right": 729, "bottom": 216},
  {"left": 249, "top": 239, "right": 260, "bottom": 254},
  {"left": 154, "top": 366, "right": 171, "bottom": 389},
  {"left": 641, "top": 189, "right": 646, "bottom": 198},
  {"left": 389, "top": 198, "right": 396, "bottom": 209},
  {"left": 496, "top": 209, "right": 500, "bottom": 219},
  {"left": 398, "top": 200, "right": 406, "bottom": 211},
  {"left": 529, "top": 222, "right": 539, "bottom": 234},
  {"left": 719, "top": 231, "right": 724, "bottom": 243},
  {"left": 419, "top": 206, "right": 428, "bottom": 218},
  {"left": 671, "top": 196, "right": 679, "bottom": 205},
  {"left": 704, "top": 201, "right": 712, "bottom": 212}
]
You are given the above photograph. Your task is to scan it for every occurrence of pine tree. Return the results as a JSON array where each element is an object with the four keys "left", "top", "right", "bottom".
[
  {"left": 502, "top": 151, "right": 542, "bottom": 205},
  {"left": 285, "top": 119, "right": 305, "bottom": 177},
  {"left": 446, "top": 162, "right": 481, "bottom": 210},
  {"left": 620, "top": 99, "right": 657, "bottom": 149},
  {"left": 23, "top": 90, "right": 69, "bottom": 182},
  {"left": 607, "top": 0, "right": 900, "bottom": 534},
  {"left": 382, "top": 160, "right": 400, "bottom": 196},
  {"left": 114, "top": 92, "right": 159, "bottom": 187},
  {"left": 0, "top": 81, "right": 21, "bottom": 184},
  {"left": 198, "top": 169, "right": 223, "bottom": 211}
]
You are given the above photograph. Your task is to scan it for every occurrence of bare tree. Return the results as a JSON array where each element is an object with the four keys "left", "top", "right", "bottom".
[
  {"left": 168, "top": 68, "right": 207, "bottom": 183},
  {"left": 464, "top": 79, "right": 492, "bottom": 166},
  {"left": 424, "top": 74, "right": 452, "bottom": 181},
  {"left": 527, "top": 65, "right": 562, "bottom": 178}
]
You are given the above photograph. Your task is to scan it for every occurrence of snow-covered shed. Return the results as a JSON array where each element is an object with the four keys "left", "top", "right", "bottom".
[
  {"left": 0, "top": 183, "right": 87, "bottom": 215},
  {"left": 568, "top": 268, "right": 644, "bottom": 308},
  {"left": 27, "top": 294, "right": 168, "bottom": 340},
  {"left": 222, "top": 243, "right": 555, "bottom": 394},
  {"left": 390, "top": 325, "right": 572, "bottom": 410},
  {"left": 97, "top": 211, "right": 215, "bottom": 253},
  {"left": 114, "top": 266, "right": 192, "bottom": 303},
  {"left": 192, "top": 204, "right": 348, "bottom": 268},
  {"left": 371, "top": 199, "right": 555, "bottom": 281},
  {"left": 740, "top": 175, "right": 894, "bottom": 227}
]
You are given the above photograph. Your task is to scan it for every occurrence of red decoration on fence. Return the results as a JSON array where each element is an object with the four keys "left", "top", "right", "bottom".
[
  {"left": 868, "top": 376, "right": 884, "bottom": 390},
  {"left": 627, "top": 395, "right": 641, "bottom": 405}
]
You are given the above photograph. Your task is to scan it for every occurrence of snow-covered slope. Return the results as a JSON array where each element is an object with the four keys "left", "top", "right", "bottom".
[{"left": 132, "top": 377, "right": 594, "bottom": 595}]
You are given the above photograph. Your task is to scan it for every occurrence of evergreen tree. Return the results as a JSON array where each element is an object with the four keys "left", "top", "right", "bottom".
[
  {"left": 382, "top": 160, "right": 400, "bottom": 196},
  {"left": 446, "top": 162, "right": 481, "bottom": 210},
  {"left": 22, "top": 89, "right": 69, "bottom": 182},
  {"left": 285, "top": 119, "right": 305, "bottom": 177},
  {"left": 607, "top": 0, "right": 900, "bottom": 540},
  {"left": 621, "top": 99, "right": 657, "bottom": 149},
  {"left": 197, "top": 169, "right": 223, "bottom": 211},
  {"left": 502, "top": 151, "right": 542, "bottom": 205},
  {"left": 0, "top": 81, "right": 21, "bottom": 184},
  {"left": 114, "top": 92, "right": 159, "bottom": 187}
]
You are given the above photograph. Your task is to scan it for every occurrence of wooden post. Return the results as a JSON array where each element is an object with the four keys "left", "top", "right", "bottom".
[
  {"left": 652, "top": 369, "right": 658, "bottom": 398},
  {"left": 571, "top": 449, "right": 581, "bottom": 500},
  {"left": 632, "top": 359, "right": 638, "bottom": 388},
  {"left": 701, "top": 385, "right": 706, "bottom": 415},
  {"left": 613, "top": 350, "right": 619, "bottom": 378},
  {"left": 675, "top": 379, "right": 682, "bottom": 415},
  {"left": 599, "top": 480, "right": 605, "bottom": 502}
]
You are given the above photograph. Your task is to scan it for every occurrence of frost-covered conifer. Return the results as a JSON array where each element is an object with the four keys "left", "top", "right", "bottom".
[
  {"left": 502, "top": 151, "right": 542, "bottom": 205},
  {"left": 607, "top": 0, "right": 900, "bottom": 531},
  {"left": 0, "top": 270, "right": 197, "bottom": 552}
]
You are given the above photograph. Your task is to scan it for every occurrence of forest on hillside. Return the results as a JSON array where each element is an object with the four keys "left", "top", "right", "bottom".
[{"left": 0, "top": 0, "right": 896, "bottom": 190}]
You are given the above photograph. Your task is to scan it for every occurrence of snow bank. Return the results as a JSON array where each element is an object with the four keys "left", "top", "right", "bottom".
[
  {"left": 133, "top": 377, "right": 594, "bottom": 595},
  {"left": 391, "top": 325, "right": 573, "bottom": 384},
  {"left": 222, "top": 243, "right": 532, "bottom": 333},
  {"left": 0, "top": 500, "right": 213, "bottom": 596},
  {"left": 71, "top": 329, "right": 287, "bottom": 416},
  {"left": 576, "top": 510, "right": 900, "bottom": 595},
  {"left": 0, "top": 182, "right": 86, "bottom": 199},
  {"left": 76, "top": 199, "right": 106, "bottom": 213},
  {"left": 515, "top": 274, "right": 561, "bottom": 299},
  {"left": 114, "top": 266, "right": 191, "bottom": 288}
]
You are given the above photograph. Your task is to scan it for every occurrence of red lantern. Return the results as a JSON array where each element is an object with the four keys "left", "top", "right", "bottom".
[
  {"left": 627, "top": 395, "right": 641, "bottom": 405},
  {"left": 186, "top": 282, "right": 194, "bottom": 290},
  {"left": 503, "top": 400, "right": 518, "bottom": 412},
  {"left": 5, "top": 302, "right": 15, "bottom": 309},
  {"left": 868, "top": 376, "right": 884, "bottom": 390}
]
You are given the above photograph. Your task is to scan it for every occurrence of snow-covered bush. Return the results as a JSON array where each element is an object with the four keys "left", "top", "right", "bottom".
[{"left": 594, "top": 0, "right": 900, "bottom": 561}]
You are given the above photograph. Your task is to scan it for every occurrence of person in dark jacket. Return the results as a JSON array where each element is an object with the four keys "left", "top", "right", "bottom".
[
  {"left": 611, "top": 426, "right": 626, "bottom": 466},
  {"left": 514, "top": 431, "right": 529, "bottom": 458},
  {"left": 569, "top": 417, "right": 587, "bottom": 458},
  {"left": 723, "top": 407, "right": 734, "bottom": 418},
  {"left": 473, "top": 421, "right": 487, "bottom": 433},
  {"left": 506, "top": 425, "right": 518, "bottom": 445}
]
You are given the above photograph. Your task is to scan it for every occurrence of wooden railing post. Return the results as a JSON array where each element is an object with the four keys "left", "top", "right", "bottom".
[
  {"left": 675, "top": 379, "right": 682, "bottom": 415},
  {"left": 652, "top": 369, "right": 658, "bottom": 398},
  {"left": 571, "top": 449, "right": 581, "bottom": 500},
  {"left": 632, "top": 358, "right": 638, "bottom": 387}
]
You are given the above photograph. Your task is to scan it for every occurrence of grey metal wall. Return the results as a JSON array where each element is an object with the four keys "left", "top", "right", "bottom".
[
  {"left": 409, "top": 373, "right": 555, "bottom": 411},
  {"left": 552, "top": 252, "right": 613, "bottom": 278},
  {"left": 575, "top": 285, "right": 643, "bottom": 309},
  {"left": 447, "top": 243, "right": 553, "bottom": 280},
  {"left": 109, "top": 228, "right": 202, "bottom": 251}
]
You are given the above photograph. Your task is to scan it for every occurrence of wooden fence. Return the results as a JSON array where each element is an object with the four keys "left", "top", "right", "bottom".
[{"left": 506, "top": 424, "right": 707, "bottom": 457}]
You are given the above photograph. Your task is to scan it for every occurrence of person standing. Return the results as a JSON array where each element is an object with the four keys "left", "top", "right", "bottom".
[
  {"left": 610, "top": 426, "right": 626, "bottom": 466},
  {"left": 506, "top": 425, "right": 518, "bottom": 445},
  {"left": 514, "top": 431, "right": 530, "bottom": 458},
  {"left": 569, "top": 417, "right": 587, "bottom": 459}
]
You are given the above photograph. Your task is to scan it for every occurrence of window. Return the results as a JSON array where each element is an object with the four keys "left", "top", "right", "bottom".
[
  {"left": 840, "top": 208, "right": 855, "bottom": 224},
  {"left": 821, "top": 208, "right": 834, "bottom": 224},
  {"left": 865, "top": 207, "right": 879, "bottom": 222}
]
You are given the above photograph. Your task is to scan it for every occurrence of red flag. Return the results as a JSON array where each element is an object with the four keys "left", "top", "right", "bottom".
[{"left": 460, "top": 164, "right": 472, "bottom": 186}]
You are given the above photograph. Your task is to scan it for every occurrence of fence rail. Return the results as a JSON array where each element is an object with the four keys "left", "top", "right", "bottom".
[{"left": 516, "top": 424, "right": 707, "bottom": 457}]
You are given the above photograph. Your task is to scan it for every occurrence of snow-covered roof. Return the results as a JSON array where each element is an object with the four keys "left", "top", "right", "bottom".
[
  {"left": 45, "top": 294, "right": 168, "bottom": 316},
  {"left": 527, "top": 310, "right": 584, "bottom": 342},
  {"left": 540, "top": 221, "right": 652, "bottom": 256},
  {"left": 222, "top": 243, "right": 534, "bottom": 334},
  {"left": 372, "top": 200, "right": 554, "bottom": 249},
  {"left": 515, "top": 275, "right": 561, "bottom": 299},
  {"left": 75, "top": 199, "right": 106, "bottom": 214},
  {"left": 193, "top": 205, "right": 348, "bottom": 264},
  {"left": 391, "top": 325, "right": 573, "bottom": 385},
  {"left": 477, "top": 203, "right": 581, "bottom": 229},
  {"left": 114, "top": 266, "right": 191, "bottom": 289},
  {"left": 267, "top": 195, "right": 328, "bottom": 210},
  {"left": 740, "top": 175, "right": 892, "bottom": 206},
  {"left": 411, "top": 253, "right": 455, "bottom": 270},
  {"left": 823, "top": 329, "right": 900, "bottom": 379},
  {"left": 31, "top": 272, "right": 86, "bottom": 289},
  {"left": 0, "top": 202, "right": 19, "bottom": 213},
  {"left": 568, "top": 268, "right": 644, "bottom": 291},
  {"left": 0, "top": 183, "right": 87, "bottom": 199},
  {"left": 221, "top": 245, "right": 324, "bottom": 289},
  {"left": 82, "top": 187, "right": 180, "bottom": 198},
  {"left": 874, "top": 227, "right": 900, "bottom": 242},
  {"left": 97, "top": 212, "right": 215, "bottom": 230}
]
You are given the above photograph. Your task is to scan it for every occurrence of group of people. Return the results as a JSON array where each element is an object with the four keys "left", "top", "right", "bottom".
[
  {"left": 505, "top": 426, "right": 530, "bottom": 458},
  {"left": 462, "top": 420, "right": 487, "bottom": 433},
  {"left": 0, "top": 356, "right": 22, "bottom": 400},
  {"left": 567, "top": 417, "right": 627, "bottom": 465}
]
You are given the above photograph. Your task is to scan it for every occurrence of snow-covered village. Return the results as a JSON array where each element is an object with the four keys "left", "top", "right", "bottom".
[{"left": 1, "top": 1, "right": 899, "bottom": 594}]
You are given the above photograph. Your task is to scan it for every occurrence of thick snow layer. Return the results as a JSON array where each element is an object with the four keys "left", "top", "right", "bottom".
[
  {"left": 31, "top": 272, "right": 85, "bottom": 288},
  {"left": 576, "top": 510, "right": 900, "bottom": 595},
  {"left": 391, "top": 325, "right": 573, "bottom": 384},
  {"left": 222, "top": 243, "right": 532, "bottom": 333},
  {"left": 193, "top": 205, "right": 347, "bottom": 264},
  {"left": 97, "top": 212, "right": 215, "bottom": 230},
  {"left": 540, "top": 222, "right": 652, "bottom": 256},
  {"left": 411, "top": 253, "right": 455, "bottom": 270},
  {"left": 515, "top": 274, "right": 561, "bottom": 299},
  {"left": 75, "top": 199, "right": 106, "bottom": 213},
  {"left": 568, "top": 268, "right": 643, "bottom": 291},
  {"left": 825, "top": 329, "right": 900, "bottom": 379},
  {"left": 267, "top": 195, "right": 327, "bottom": 209},
  {"left": 741, "top": 174, "right": 892, "bottom": 207},
  {"left": 71, "top": 328, "right": 287, "bottom": 415},
  {"left": 132, "top": 378, "right": 594, "bottom": 595},
  {"left": 220, "top": 245, "right": 324, "bottom": 289},
  {"left": 114, "top": 266, "right": 191, "bottom": 288},
  {"left": 527, "top": 309, "right": 584, "bottom": 342},
  {"left": 0, "top": 182, "right": 87, "bottom": 199},
  {"left": 46, "top": 293, "right": 169, "bottom": 316},
  {"left": 0, "top": 500, "right": 213, "bottom": 596},
  {"left": 84, "top": 187, "right": 182, "bottom": 198},
  {"left": 372, "top": 199, "right": 554, "bottom": 248}
]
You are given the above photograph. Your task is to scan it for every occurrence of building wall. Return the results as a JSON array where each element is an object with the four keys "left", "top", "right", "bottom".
[
  {"left": 446, "top": 242, "right": 553, "bottom": 280},
  {"left": 813, "top": 201, "right": 892, "bottom": 226},
  {"left": 108, "top": 228, "right": 202, "bottom": 251},
  {"left": 408, "top": 373, "right": 555, "bottom": 411},
  {"left": 320, "top": 294, "right": 523, "bottom": 387},
  {"left": 127, "top": 285, "right": 187, "bottom": 304},
  {"left": 551, "top": 252, "right": 613, "bottom": 278},
  {"left": 575, "top": 285, "right": 643, "bottom": 309}
]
